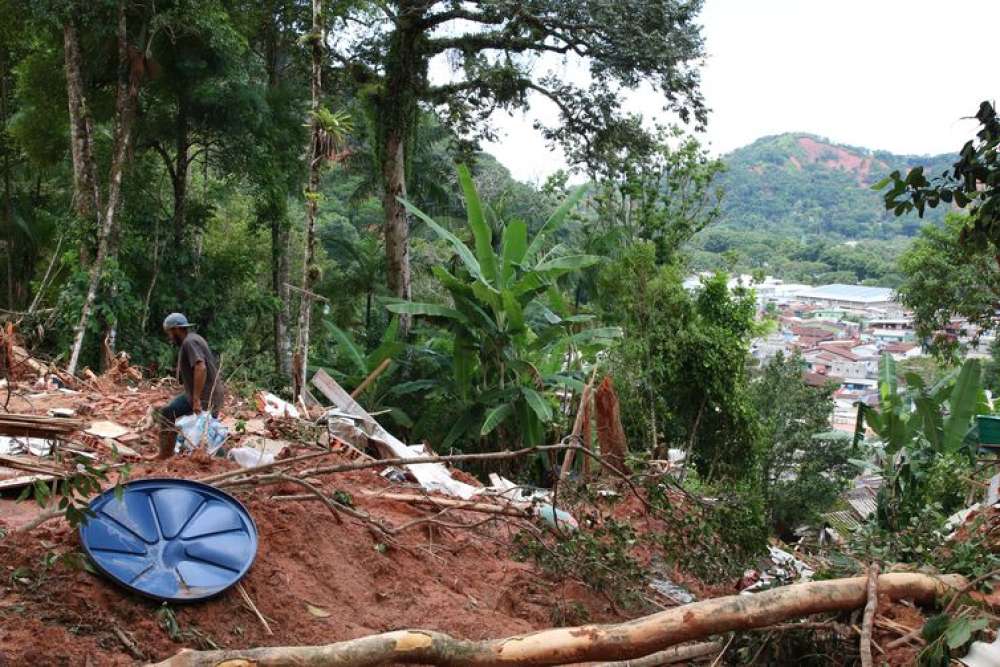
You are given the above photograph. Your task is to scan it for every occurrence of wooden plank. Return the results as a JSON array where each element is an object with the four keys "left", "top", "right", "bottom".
[
  {"left": 0, "top": 472, "right": 57, "bottom": 491},
  {"left": 0, "top": 454, "right": 67, "bottom": 476},
  {"left": 311, "top": 369, "right": 365, "bottom": 416},
  {"left": 311, "top": 369, "right": 479, "bottom": 500}
]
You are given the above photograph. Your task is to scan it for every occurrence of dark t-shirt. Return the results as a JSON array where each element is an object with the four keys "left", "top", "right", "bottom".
[{"left": 177, "top": 333, "right": 224, "bottom": 411}]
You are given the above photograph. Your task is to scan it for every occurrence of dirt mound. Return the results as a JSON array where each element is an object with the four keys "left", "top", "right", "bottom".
[{"left": 0, "top": 447, "right": 617, "bottom": 665}]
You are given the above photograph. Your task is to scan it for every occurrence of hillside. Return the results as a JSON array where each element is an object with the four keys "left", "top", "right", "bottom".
[{"left": 717, "top": 133, "right": 955, "bottom": 239}]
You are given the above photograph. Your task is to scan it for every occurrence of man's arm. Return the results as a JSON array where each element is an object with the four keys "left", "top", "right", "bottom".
[{"left": 191, "top": 360, "right": 206, "bottom": 413}]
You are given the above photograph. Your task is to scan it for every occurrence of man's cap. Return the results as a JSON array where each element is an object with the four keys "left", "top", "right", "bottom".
[{"left": 162, "top": 313, "right": 194, "bottom": 331}]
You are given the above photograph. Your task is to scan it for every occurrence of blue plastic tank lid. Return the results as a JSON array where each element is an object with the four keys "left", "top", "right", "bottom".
[{"left": 79, "top": 478, "right": 258, "bottom": 602}]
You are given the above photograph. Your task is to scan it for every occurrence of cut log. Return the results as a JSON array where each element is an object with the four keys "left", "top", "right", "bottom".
[
  {"left": 152, "top": 573, "right": 964, "bottom": 667},
  {"left": 595, "top": 377, "right": 630, "bottom": 475}
]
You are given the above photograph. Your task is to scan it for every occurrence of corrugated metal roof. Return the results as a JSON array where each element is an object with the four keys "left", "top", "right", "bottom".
[
  {"left": 845, "top": 486, "right": 879, "bottom": 519},
  {"left": 798, "top": 284, "right": 894, "bottom": 303},
  {"left": 823, "top": 510, "right": 861, "bottom": 533}
]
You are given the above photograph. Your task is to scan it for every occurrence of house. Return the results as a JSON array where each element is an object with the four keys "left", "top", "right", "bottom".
[{"left": 883, "top": 342, "right": 922, "bottom": 361}]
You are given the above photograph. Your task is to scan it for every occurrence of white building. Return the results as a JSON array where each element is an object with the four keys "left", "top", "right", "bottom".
[{"left": 794, "top": 284, "right": 897, "bottom": 311}]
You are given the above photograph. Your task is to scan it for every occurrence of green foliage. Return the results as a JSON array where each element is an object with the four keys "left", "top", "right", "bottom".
[
  {"left": 514, "top": 519, "right": 647, "bottom": 611},
  {"left": 17, "top": 455, "right": 129, "bottom": 529},
  {"left": 858, "top": 354, "right": 982, "bottom": 530},
  {"left": 919, "top": 612, "right": 990, "bottom": 667},
  {"left": 597, "top": 243, "right": 759, "bottom": 481},
  {"left": 881, "top": 102, "right": 1000, "bottom": 241},
  {"left": 722, "top": 132, "right": 953, "bottom": 240},
  {"left": 388, "top": 166, "right": 618, "bottom": 451},
  {"left": 752, "top": 353, "right": 852, "bottom": 536},
  {"left": 645, "top": 470, "right": 768, "bottom": 582},
  {"left": 895, "top": 214, "right": 1000, "bottom": 354}
]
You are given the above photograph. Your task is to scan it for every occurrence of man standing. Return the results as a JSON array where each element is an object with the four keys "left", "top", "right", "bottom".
[{"left": 155, "top": 313, "right": 225, "bottom": 459}]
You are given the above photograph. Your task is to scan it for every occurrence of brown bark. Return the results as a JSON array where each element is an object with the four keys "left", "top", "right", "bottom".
[
  {"left": 860, "top": 564, "right": 879, "bottom": 667},
  {"left": 595, "top": 377, "right": 630, "bottom": 475},
  {"left": 152, "top": 573, "right": 964, "bottom": 667},
  {"left": 66, "top": 1, "right": 139, "bottom": 376},
  {"left": 63, "top": 20, "right": 102, "bottom": 223},
  {"left": 171, "top": 93, "right": 190, "bottom": 244},
  {"left": 584, "top": 640, "right": 724, "bottom": 666},
  {"left": 272, "top": 218, "right": 292, "bottom": 377},
  {"left": 382, "top": 127, "right": 411, "bottom": 306},
  {"left": 2, "top": 60, "right": 13, "bottom": 310},
  {"left": 293, "top": 0, "right": 323, "bottom": 396}
]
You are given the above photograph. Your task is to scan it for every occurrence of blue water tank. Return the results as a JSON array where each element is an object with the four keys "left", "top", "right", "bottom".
[{"left": 79, "top": 478, "right": 257, "bottom": 602}]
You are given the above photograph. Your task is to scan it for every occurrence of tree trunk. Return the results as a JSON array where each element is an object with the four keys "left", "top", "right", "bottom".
[
  {"left": 171, "top": 93, "right": 189, "bottom": 245},
  {"left": 262, "top": 9, "right": 293, "bottom": 380},
  {"left": 1, "top": 61, "right": 13, "bottom": 310},
  {"left": 272, "top": 218, "right": 292, "bottom": 377},
  {"left": 378, "top": 14, "right": 424, "bottom": 335},
  {"left": 66, "top": 1, "right": 138, "bottom": 376},
  {"left": 63, "top": 21, "right": 102, "bottom": 225},
  {"left": 595, "top": 377, "right": 630, "bottom": 475},
  {"left": 382, "top": 127, "right": 411, "bottom": 307},
  {"left": 152, "top": 573, "right": 964, "bottom": 667},
  {"left": 293, "top": 0, "right": 323, "bottom": 397}
]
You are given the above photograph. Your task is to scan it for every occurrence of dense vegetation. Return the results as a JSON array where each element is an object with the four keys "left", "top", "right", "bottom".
[
  {"left": 687, "top": 133, "right": 956, "bottom": 285},
  {"left": 3, "top": 4, "right": 1000, "bottom": 659}
]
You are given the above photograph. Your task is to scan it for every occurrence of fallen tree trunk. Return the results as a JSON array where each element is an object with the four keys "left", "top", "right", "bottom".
[
  {"left": 582, "top": 640, "right": 724, "bottom": 666},
  {"left": 151, "top": 573, "right": 963, "bottom": 667}
]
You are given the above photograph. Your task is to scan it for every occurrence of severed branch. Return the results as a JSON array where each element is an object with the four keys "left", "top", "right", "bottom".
[
  {"left": 151, "top": 573, "right": 965, "bottom": 667},
  {"left": 217, "top": 444, "right": 651, "bottom": 513},
  {"left": 860, "top": 563, "right": 879, "bottom": 667},
  {"left": 198, "top": 449, "right": 337, "bottom": 484}
]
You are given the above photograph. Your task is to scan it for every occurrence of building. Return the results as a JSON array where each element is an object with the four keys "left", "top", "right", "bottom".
[{"left": 794, "top": 284, "right": 897, "bottom": 311}]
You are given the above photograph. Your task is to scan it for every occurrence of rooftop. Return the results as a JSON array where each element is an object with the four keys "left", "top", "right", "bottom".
[{"left": 796, "top": 284, "right": 895, "bottom": 304}]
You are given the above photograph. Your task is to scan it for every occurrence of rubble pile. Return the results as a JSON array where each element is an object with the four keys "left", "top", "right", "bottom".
[{"left": 0, "top": 349, "right": 616, "bottom": 665}]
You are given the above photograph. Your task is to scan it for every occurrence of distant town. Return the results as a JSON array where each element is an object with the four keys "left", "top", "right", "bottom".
[{"left": 684, "top": 275, "right": 995, "bottom": 435}]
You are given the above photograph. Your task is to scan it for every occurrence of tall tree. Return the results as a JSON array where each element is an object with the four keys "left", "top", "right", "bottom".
[
  {"left": 752, "top": 353, "right": 850, "bottom": 537},
  {"left": 65, "top": 1, "right": 142, "bottom": 375},
  {"left": 293, "top": 1, "right": 352, "bottom": 396},
  {"left": 331, "top": 0, "right": 707, "bottom": 319},
  {"left": 293, "top": 0, "right": 325, "bottom": 396}
]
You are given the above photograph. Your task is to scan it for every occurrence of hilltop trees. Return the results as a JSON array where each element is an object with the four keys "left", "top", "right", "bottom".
[{"left": 329, "top": 0, "right": 708, "bottom": 313}]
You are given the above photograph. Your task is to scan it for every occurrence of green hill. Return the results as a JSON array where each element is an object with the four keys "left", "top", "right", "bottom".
[{"left": 716, "top": 133, "right": 955, "bottom": 239}]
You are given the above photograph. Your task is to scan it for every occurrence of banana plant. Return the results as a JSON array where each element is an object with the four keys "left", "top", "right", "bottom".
[
  {"left": 386, "top": 165, "right": 621, "bottom": 449},
  {"left": 856, "top": 353, "right": 983, "bottom": 529},
  {"left": 859, "top": 354, "right": 982, "bottom": 458}
]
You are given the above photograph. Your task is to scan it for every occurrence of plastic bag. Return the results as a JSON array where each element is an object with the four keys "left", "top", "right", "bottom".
[
  {"left": 227, "top": 446, "right": 275, "bottom": 469},
  {"left": 174, "top": 413, "right": 228, "bottom": 456}
]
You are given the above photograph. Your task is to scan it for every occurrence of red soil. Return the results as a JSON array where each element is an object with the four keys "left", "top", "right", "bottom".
[
  {"left": 795, "top": 136, "right": 889, "bottom": 185},
  {"left": 0, "top": 386, "right": 618, "bottom": 665}
]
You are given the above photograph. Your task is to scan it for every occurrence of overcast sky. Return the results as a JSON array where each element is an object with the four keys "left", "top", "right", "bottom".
[{"left": 480, "top": 0, "right": 1000, "bottom": 183}]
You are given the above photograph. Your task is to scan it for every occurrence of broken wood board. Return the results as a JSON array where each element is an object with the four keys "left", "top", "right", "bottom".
[
  {"left": 85, "top": 420, "right": 131, "bottom": 440},
  {"left": 0, "top": 413, "right": 86, "bottom": 439},
  {"left": 311, "top": 369, "right": 478, "bottom": 500},
  {"left": 0, "top": 471, "right": 57, "bottom": 491},
  {"left": 0, "top": 454, "right": 67, "bottom": 477}
]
